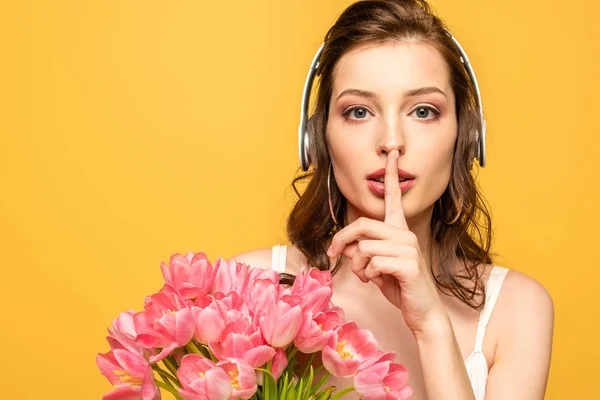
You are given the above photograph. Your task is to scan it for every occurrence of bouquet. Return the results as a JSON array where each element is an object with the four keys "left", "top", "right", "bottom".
[{"left": 97, "top": 251, "right": 413, "bottom": 399}]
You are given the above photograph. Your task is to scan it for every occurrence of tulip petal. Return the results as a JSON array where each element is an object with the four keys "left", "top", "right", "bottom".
[
  {"left": 243, "top": 345, "right": 276, "bottom": 368},
  {"left": 102, "top": 385, "right": 143, "bottom": 400},
  {"left": 175, "top": 307, "right": 195, "bottom": 345},
  {"left": 270, "top": 306, "right": 302, "bottom": 348},
  {"left": 205, "top": 367, "right": 233, "bottom": 400},
  {"left": 113, "top": 349, "right": 147, "bottom": 376},
  {"left": 271, "top": 348, "right": 288, "bottom": 380}
]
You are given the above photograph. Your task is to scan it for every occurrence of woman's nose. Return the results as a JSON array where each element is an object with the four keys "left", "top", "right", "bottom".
[{"left": 377, "top": 119, "right": 406, "bottom": 156}]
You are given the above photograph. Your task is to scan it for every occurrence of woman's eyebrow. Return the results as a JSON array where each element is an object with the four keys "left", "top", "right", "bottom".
[
  {"left": 336, "top": 88, "right": 378, "bottom": 101},
  {"left": 404, "top": 86, "right": 447, "bottom": 98},
  {"left": 335, "top": 86, "right": 447, "bottom": 101}
]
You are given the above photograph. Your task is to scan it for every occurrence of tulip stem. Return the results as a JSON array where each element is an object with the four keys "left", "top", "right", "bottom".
[
  {"left": 310, "top": 371, "right": 331, "bottom": 395},
  {"left": 155, "top": 380, "right": 183, "bottom": 399},
  {"left": 286, "top": 345, "right": 299, "bottom": 360},
  {"left": 185, "top": 340, "right": 203, "bottom": 355},
  {"left": 202, "top": 344, "right": 219, "bottom": 362},
  {"left": 298, "top": 352, "right": 316, "bottom": 379},
  {"left": 163, "top": 356, "right": 179, "bottom": 378},
  {"left": 152, "top": 363, "right": 181, "bottom": 388},
  {"left": 330, "top": 386, "right": 355, "bottom": 400}
]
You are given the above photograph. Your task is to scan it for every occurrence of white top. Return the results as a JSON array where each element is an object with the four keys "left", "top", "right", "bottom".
[{"left": 271, "top": 244, "right": 509, "bottom": 400}]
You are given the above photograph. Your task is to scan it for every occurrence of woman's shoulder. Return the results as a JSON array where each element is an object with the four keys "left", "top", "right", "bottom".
[
  {"left": 228, "top": 245, "right": 306, "bottom": 275},
  {"left": 490, "top": 266, "right": 554, "bottom": 356},
  {"left": 496, "top": 267, "right": 553, "bottom": 313},
  {"left": 227, "top": 247, "right": 274, "bottom": 271}
]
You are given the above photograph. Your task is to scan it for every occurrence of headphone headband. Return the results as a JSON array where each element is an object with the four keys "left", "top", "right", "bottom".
[{"left": 298, "top": 30, "right": 486, "bottom": 171}]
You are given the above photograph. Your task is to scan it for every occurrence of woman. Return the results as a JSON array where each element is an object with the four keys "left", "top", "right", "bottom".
[{"left": 231, "top": 0, "right": 554, "bottom": 398}]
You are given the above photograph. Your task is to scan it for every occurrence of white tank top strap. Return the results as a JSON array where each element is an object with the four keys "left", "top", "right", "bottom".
[
  {"left": 271, "top": 244, "right": 287, "bottom": 273},
  {"left": 473, "top": 265, "right": 510, "bottom": 352}
]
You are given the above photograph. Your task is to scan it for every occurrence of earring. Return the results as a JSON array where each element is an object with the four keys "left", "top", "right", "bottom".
[{"left": 327, "top": 164, "right": 339, "bottom": 226}]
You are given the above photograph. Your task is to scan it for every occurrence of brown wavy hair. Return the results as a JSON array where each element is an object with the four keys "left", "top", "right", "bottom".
[{"left": 284, "top": 0, "right": 493, "bottom": 310}]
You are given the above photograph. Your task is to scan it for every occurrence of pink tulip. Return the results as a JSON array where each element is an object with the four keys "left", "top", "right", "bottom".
[
  {"left": 294, "top": 307, "right": 344, "bottom": 353},
  {"left": 354, "top": 355, "right": 413, "bottom": 399},
  {"left": 211, "top": 258, "right": 250, "bottom": 298},
  {"left": 209, "top": 330, "right": 275, "bottom": 367},
  {"left": 177, "top": 354, "right": 232, "bottom": 400},
  {"left": 134, "top": 285, "right": 195, "bottom": 363},
  {"left": 161, "top": 251, "right": 218, "bottom": 300},
  {"left": 322, "top": 321, "right": 380, "bottom": 377},
  {"left": 96, "top": 349, "right": 160, "bottom": 400},
  {"left": 111, "top": 310, "right": 138, "bottom": 339},
  {"left": 257, "top": 296, "right": 303, "bottom": 348},
  {"left": 245, "top": 270, "right": 279, "bottom": 314},
  {"left": 293, "top": 267, "right": 333, "bottom": 293},
  {"left": 247, "top": 266, "right": 279, "bottom": 286},
  {"left": 219, "top": 358, "right": 258, "bottom": 399},
  {"left": 270, "top": 348, "right": 288, "bottom": 380},
  {"left": 196, "top": 293, "right": 255, "bottom": 341},
  {"left": 289, "top": 268, "right": 333, "bottom": 314},
  {"left": 106, "top": 311, "right": 160, "bottom": 362},
  {"left": 192, "top": 301, "right": 227, "bottom": 345},
  {"left": 106, "top": 311, "right": 145, "bottom": 357},
  {"left": 222, "top": 309, "right": 255, "bottom": 337}
]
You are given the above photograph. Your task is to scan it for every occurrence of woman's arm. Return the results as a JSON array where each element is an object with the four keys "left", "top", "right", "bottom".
[
  {"left": 484, "top": 272, "right": 554, "bottom": 399},
  {"left": 414, "top": 313, "right": 476, "bottom": 400},
  {"left": 415, "top": 315, "right": 475, "bottom": 400}
]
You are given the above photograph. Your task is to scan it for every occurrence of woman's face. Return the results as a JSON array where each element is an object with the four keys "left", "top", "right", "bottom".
[{"left": 326, "top": 40, "right": 458, "bottom": 223}]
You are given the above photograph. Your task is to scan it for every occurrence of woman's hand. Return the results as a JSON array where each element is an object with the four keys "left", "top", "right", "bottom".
[{"left": 326, "top": 150, "right": 446, "bottom": 337}]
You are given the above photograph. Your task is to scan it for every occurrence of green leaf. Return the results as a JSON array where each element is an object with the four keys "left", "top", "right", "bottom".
[
  {"left": 296, "top": 376, "right": 305, "bottom": 398},
  {"left": 279, "top": 371, "right": 289, "bottom": 399},
  {"left": 310, "top": 371, "right": 331, "bottom": 396},
  {"left": 302, "top": 366, "right": 315, "bottom": 400},
  {"left": 264, "top": 360, "right": 278, "bottom": 399},
  {"left": 330, "top": 386, "right": 355, "bottom": 400},
  {"left": 287, "top": 381, "right": 297, "bottom": 400},
  {"left": 314, "top": 386, "right": 335, "bottom": 400}
]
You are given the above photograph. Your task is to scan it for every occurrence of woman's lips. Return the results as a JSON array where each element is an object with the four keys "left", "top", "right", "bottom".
[{"left": 367, "top": 179, "right": 415, "bottom": 196}]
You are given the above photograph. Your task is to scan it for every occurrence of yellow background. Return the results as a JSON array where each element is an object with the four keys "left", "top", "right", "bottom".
[{"left": 1, "top": 0, "right": 597, "bottom": 398}]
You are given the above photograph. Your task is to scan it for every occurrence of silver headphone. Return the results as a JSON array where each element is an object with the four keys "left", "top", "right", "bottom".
[{"left": 298, "top": 30, "right": 486, "bottom": 171}]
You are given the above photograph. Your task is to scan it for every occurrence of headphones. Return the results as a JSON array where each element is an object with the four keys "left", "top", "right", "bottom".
[{"left": 298, "top": 30, "right": 487, "bottom": 171}]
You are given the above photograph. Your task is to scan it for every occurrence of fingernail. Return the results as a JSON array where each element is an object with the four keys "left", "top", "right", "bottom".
[{"left": 326, "top": 246, "right": 333, "bottom": 256}]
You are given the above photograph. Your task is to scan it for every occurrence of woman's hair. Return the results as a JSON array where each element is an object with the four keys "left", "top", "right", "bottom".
[{"left": 284, "top": 0, "right": 493, "bottom": 310}]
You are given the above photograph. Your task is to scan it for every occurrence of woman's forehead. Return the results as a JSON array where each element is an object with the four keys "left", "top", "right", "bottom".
[{"left": 331, "top": 41, "right": 452, "bottom": 101}]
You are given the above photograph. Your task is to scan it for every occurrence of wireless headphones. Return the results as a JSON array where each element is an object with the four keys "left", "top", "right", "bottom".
[{"left": 298, "top": 30, "right": 487, "bottom": 171}]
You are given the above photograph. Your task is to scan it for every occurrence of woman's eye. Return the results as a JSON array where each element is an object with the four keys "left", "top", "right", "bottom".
[
  {"left": 342, "top": 107, "right": 370, "bottom": 120},
  {"left": 411, "top": 106, "right": 440, "bottom": 120}
]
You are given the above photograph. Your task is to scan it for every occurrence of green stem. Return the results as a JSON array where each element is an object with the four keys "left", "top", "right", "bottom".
[
  {"left": 202, "top": 345, "right": 218, "bottom": 362},
  {"left": 155, "top": 380, "right": 183, "bottom": 399},
  {"left": 330, "top": 386, "right": 355, "bottom": 400},
  {"left": 152, "top": 364, "right": 181, "bottom": 388},
  {"left": 185, "top": 340, "right": 204, "bottom": 355},
  {"left": 299, "top": 352, "right": 316, "bottom": 379},
  {"left": 163, "top": 356, "right": 179, "bottom": 378},
  {"left": 266, "top": 359, "right": 274, "bottom": 400},
  {"left": 287, "top": 346, "right": 299, "bottom": 360},
  {"left": 310, "top": 371, "right": 331, "bottom": 395}
]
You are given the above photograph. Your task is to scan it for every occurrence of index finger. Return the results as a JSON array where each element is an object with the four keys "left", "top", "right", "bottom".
[{"left": 384, "top": 150, "right": 408, "bottom": 229}]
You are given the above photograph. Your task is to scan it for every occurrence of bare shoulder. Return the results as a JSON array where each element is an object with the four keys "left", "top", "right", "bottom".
[
  {"left": 227, "top": 248, "right": 274, "bottom": 271},
  {"left": 492, "top": 267, "right": 554, "bottom": 361},
  {"left": 228, "top": 245, "right": 305, "bottom": 275},
  {"left": 483, "top": 269, "right": 554, "bottom": 396},
  {"left": 500, "top": 268, "right": 554, "bottom": 315}
]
